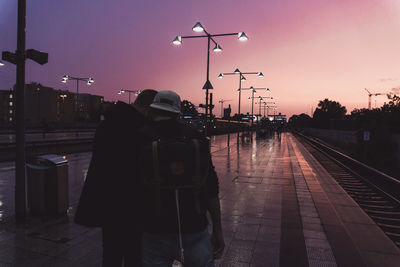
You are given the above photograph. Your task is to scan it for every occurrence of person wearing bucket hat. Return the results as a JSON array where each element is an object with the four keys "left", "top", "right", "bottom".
[
  {"left": 75, "top": 89, "right": 158, "bottom": 267},
  {"left": 138, "top": 90, "right": 224, "bottom": 266},
  {"left": 150, "top": 90, "right": 182, "bottom": 114}
]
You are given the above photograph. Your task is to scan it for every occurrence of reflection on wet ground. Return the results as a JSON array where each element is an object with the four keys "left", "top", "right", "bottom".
[{"left": 1, "top": 133, "right": 397, "bottom": 266}]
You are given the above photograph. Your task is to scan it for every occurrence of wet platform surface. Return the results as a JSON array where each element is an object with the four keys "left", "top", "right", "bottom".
[{"left": 0, "top": 133, "right": 399, "bottom": 266}]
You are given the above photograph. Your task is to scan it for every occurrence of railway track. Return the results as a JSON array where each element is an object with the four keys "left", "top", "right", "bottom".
[{"left": 294, "top": 131, "right": 400, "bottom": 247}]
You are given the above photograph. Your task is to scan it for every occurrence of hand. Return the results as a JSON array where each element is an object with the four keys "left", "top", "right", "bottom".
[{"left": 211, "top": 230, "right": 225, "bottom": 260}]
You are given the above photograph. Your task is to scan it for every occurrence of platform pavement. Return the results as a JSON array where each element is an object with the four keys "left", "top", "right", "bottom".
[{"left": 0, "top": 133, "right": 399, "bottom": 266}]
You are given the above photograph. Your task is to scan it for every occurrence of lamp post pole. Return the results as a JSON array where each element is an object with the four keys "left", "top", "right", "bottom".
[
  {"left": 2, "top": 0, "right": 48, "bottom": 222},
  {"left": 62, "top": 75, "right": 94, "bottom": 120},
  {"left": 173, "top": 22, "right": 249, "bottom": 135},
  {"left": 15, "top": 0, "right": 27, "bottom": 222},
  {"left": 264, "top": 102, "right": 276, "bottom": 118},
  {"left": 218, "top": 70, "right": 263, "bottom": 120},
  {"left": 118, "top": 89, "right": 141, "bottom": 104},
  {"left": 244, "top": 87, "right": 269, "bottom": 128},
  {"left": 206, "top": 36, "right": 210, "bottom": 120},
  {"left": 255, "top": 97, "right": 274, "bottom": 122}
]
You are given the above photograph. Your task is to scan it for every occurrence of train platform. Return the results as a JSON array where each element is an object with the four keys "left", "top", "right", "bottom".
[{"left": 0, "top": 133, "right": 399, "bottom": 266}]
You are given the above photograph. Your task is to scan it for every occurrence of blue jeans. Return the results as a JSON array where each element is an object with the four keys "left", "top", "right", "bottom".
[{"left": 142, "top": 229, "right": 214, "bottom": 267}]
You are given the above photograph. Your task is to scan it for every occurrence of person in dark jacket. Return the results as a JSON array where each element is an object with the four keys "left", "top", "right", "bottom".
[
  {"left": 75, "top": 89, "right": 158, "bottom": 267},
  {"left": 138, "top": 90, "right": 225, "bottom": 267}
]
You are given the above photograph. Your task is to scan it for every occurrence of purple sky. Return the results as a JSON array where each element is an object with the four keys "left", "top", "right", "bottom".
[{"left": 1, "top": 0, "right": 400, "bottom": 118}]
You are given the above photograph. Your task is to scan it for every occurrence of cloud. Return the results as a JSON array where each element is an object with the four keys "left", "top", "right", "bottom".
[
  {"left": 380, "top": 78, "right": 398, "bottom": 82},
  {"left": 391, "top": 87, "right": 400, "bottom": 93}
]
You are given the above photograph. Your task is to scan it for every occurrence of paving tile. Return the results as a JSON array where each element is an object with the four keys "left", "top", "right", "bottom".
[
  {"left": 251, "top": 242, "right": 280, "bottom": 267},
  {"left": 307, "top": 246, "right": 336, "bottom": 262},
  {"left": 304, "top": 230, "right": 327, "bottom": 240},
  {"left": 302, "top": 222, "right": 324, "bottom": 232},
  {"left": 322, "top": 225, "right": 365, "bottom": 266},
  {"left": 305, "top": 238, "right": 332, "bottom": 249},
  {"left": 345, "top": 223, "right": 399, "bottom": 254},
  {"left": 229, "top": 239, "right": 256, "bottom": 250},
  {"left": 335, "top": 206, "right": 374, "bottom": 224},
  {"left": 223, "top": 246, "right": 253, "bottom": 263},
  {"left": 360, "top": 251, "right": 400, "bottom": 267},
  {"left": 308, "top": 259, "right": 338, "bottom": 267}
]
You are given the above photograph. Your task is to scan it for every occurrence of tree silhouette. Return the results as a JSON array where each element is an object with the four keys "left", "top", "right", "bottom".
[
  {"left": 313, "top": 98, "right": 346, "bottom": 128},
  {"left": 288, "top": 113, "right": 313, "bottom": 129}
]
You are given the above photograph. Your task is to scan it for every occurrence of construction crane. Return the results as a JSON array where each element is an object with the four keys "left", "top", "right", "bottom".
[
  {"left": 218, "top": 99, "right": 232, "bottom": 118},
  {"left": 364, "top": 88, "right": 393, "bottom": 109}
]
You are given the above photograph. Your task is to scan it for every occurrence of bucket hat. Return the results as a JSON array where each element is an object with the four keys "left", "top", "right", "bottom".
[{"left": 150, "top": 90, "right": 181, "bottom": 114}]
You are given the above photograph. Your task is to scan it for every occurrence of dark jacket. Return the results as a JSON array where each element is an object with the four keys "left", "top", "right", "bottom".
[
  {"left": 137, "top": 119, "right": 219, "bottom": 234},
  {"left": 74, "top": 102, "right": 148, "bottom": 227}
]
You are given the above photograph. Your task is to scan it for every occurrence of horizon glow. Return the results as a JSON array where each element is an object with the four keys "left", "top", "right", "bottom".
[{"left": 1, "top": 0, "right": 399, "bottom": 118}]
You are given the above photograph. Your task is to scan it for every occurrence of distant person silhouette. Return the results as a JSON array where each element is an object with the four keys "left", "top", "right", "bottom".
[
  {"left": 75, "top": 89, "right": 158, "bottom": 267},
  {"left": 137, "top": 90, "right": 224, "bottom": 267}
]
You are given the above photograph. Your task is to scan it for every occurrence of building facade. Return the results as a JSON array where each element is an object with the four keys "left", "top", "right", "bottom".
[{"left": 0, "top": 83, "right": 105, "bottom": 127}]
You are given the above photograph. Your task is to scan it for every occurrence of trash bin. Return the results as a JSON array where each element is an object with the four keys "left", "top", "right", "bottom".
[{"left": 26, "top": 154, "right": 69, "bottom": 216}]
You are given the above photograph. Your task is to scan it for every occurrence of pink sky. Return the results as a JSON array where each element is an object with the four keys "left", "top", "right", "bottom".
[{"left": 1, "top": 0, "right": 400, "bottom": 118}]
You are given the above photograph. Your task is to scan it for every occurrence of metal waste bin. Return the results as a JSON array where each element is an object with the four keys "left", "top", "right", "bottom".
[{"left": 26, "top": 154, "right": 69, "bottom": 216}]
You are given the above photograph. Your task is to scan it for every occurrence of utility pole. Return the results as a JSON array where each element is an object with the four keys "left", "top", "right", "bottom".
[
  {"left": 15, "top": 0, "right": 27, "bottom": 222},
  {"left": 2, "top": 0, "right": 48, "bottom": 222}
]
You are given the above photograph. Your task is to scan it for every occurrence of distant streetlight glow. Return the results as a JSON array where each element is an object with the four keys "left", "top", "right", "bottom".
[{"left": 0, "top": 61, "right": 4, "bottom": 66}]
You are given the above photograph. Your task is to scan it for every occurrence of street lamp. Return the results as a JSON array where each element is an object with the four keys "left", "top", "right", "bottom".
[
  {"left": 244, "top": 87, "right": 270, "bottom": 128},
  {"left": 262, "top": 101, "right": 276, "bottom": 117},
  {"left": 61, "top": 75, "right": 94, "bottom": 119},
  {"left": 218, "top": 69, "right": 264, "bottom": 120},
  {"left": 0, "top": 60, "right": 4, "bottom": 66},
  {"left": 118, "top": 89, "right": 141, "bottom": 104},
  {"left": 257, "top": 97, "right": 274, "bottom": 115},
  {"left": 59, "top": 92, "right": 68, "bottom": 122},
  {"left": 173, "top": 22, "right": 249, "bottom": 132}
]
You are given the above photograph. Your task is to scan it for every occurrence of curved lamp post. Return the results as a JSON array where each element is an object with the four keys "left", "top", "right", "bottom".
[
  {"left": 118, "top": 89, "right": 141, "bottom": 104},
  {"left": 218, "top": 69, "right": 263, "bottom": 120},
  {"left": 173, "top": 22, "right": 248, "bottom": 133}
]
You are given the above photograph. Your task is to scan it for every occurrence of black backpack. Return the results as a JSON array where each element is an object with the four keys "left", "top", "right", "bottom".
[{"left": 138, "top": 123, "right": 210, "bottom": 217}]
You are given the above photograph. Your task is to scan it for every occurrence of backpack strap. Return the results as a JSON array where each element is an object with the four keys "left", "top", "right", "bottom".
[{"left": 152, "top": 140, "right": 162, "bottom": 216}]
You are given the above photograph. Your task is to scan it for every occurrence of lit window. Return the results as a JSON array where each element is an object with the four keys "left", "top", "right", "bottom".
[
  {"left": 9, "top": 110, "right": 12, "bottom": 114},
  {"left": 9, "top": 117, "right": 12, "bottom": 122},
  {"left": 9, "top": 94, "right": 13, "bottom": 99},
  {"left": 9, "top": 102, "right": 13, "bottom": 107}
]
